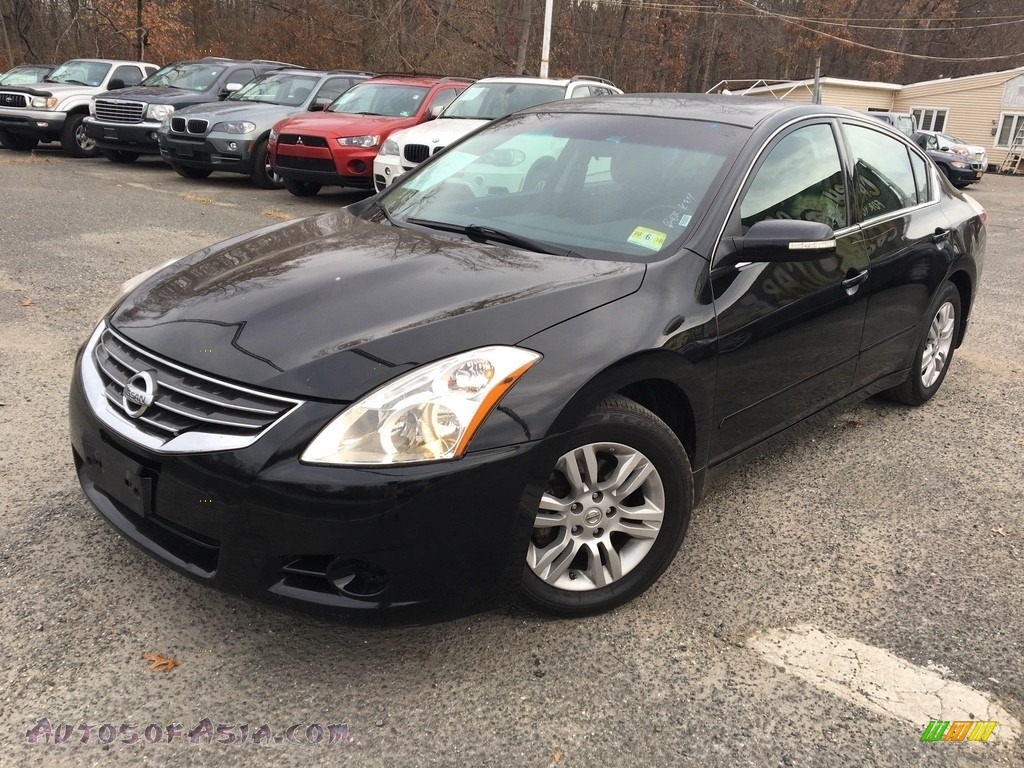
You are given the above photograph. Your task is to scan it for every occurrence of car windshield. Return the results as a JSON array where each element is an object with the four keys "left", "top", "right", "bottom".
[
  {"left": 328, "top": 83, "right": 429, "bottom": 117},
  {"left": 443, "top": 82, "right": 565, "bottom": 120},
  {"left": 230, "top": 73, "right": 320, "bottom": 106},
  {"left": 142, "top": 62, "right": 226, "bottom": 92},
  {"left": 47, "top": 60, "right": 110, "bottom": 87},
  {"left": 0, "top": 66, "right": 47, "bottom": 85},
  {"left": 379, "top": 111, "right": 744, "bottom": 262}
]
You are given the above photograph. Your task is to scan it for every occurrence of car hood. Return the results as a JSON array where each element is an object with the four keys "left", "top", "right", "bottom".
[
  {"left": 275, "top": 111, "right": 414, "bottom": 137},
  {"left": 0, "top": 82, "right": 96, "bottom": 97},
  {"left": 110, "top": 210, "right": 645, "bottom": 400},
  {"left": 95, "top": 86, "right": 217, "bottom": 105},
  {"left": 175, "top": 100, "right": 300, "bottom": 123},
  {"left": 396, "top": 118, "right": 489, "bottom": 147}
]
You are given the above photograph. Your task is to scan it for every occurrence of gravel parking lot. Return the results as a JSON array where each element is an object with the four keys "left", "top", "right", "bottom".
[{"left": 1, "top": 151, "right": 1021, "bottom": 767}]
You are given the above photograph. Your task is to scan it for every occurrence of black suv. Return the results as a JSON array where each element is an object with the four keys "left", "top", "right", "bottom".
[{"left": 83, "top": 58, "right": 295, "bottom": 163}]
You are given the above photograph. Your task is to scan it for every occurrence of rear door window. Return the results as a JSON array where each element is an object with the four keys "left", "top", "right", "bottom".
[{"left": 843, "top": 124, "right": 919, "bottom": 220}]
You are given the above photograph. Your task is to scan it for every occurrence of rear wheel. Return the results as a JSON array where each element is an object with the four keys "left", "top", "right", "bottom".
[
  {"left": 886, "top": 281, "right": 961, "bottom": 405},
  {"left": 172, "top": 163, "right": 212, "bottom": 179},
  {"left": 284, "top": 178, "right": 321, "bottom": 197},
  {"left": 250, "top": 138, "right": 284, "bottom": 189},
  {"left": 60, "top": 113, "right": 98, "bottom": 157},
  {"left": 0, "top": 130, "right": 38, "bottom": 151},
  {"left": 100, "top": 148, "right": 139, "bottom": 163},
  {"left": 520, "top": 396, "right": 692, "bottom": 617}
]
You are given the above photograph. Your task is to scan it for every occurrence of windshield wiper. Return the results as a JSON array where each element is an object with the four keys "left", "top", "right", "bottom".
[{"left": 406, "top": 219, "right": 573, "bottom": 256}]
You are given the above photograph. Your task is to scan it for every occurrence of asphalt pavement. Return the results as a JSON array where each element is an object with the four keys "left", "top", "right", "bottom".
[{"left": 0, "top": 149, "right": 1021, "bottom": 767}]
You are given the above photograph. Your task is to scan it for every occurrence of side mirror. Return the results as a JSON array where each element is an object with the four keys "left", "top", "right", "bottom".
[
  {"left": 939, "top": 145, "right": 950, "bottom": 152},
  {"left": 730, "top": 219, "right": 836, "bottom": 263},
  {"left": 310, "top": 98, "right": 331, "bottom": 112},
  {"left": 219, "top": 83, "right": 242, "bottom": 99},
  {"left": 107, "top": 78, "right": 126, "bottom": 90},
  {"left": 427, "top": 103, "right": 446, "bottom": 120}
]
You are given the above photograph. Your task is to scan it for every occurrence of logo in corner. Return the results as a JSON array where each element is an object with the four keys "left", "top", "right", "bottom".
[{"left": 122, "top": 371, "right": 157, "bottom": 419}]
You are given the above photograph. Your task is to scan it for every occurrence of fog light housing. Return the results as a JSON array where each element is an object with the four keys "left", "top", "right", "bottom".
[
  {"left": 326, "top": 558, "right": 389, "bottom": 597},
  {"left": 384, "top": 166, "right": 391, "bottom": 176},
  {"left": 228, "top": 141, "right": 237, "bottom": 150},
  {"left": 350, "top": 160, "right": 367, "bottom": 173},
  {"left": 36, "top": 121, "right": 48, "bottom": 128}
]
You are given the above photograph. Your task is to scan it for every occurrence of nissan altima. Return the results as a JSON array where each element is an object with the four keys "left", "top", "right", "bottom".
[{"left": 69, "top": 95, "right": 986, "bottom": 624}]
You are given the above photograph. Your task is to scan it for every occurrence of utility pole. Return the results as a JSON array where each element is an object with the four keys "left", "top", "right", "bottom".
[
  {"left": 539, "top": 0, "right": 553, "bottom": 77},
  {"left": 812, "top": 54, "right": 822, "bottom": 104}
]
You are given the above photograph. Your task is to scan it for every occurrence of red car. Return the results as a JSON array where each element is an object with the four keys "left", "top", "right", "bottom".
[{"left": 269, "top": 74, "right": 472, "bottom": 196}]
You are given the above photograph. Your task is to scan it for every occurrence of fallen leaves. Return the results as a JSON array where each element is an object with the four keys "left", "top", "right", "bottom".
[
  {"left": 992, "top": 526, "right": 1008, "bottom": 537},
  {"left": 261, "top": 209, "right": 293, "bottom": 221},
  {"left": 143, "top": 652, "right": 178, "bottom": 672},
  {"left": 19, "top": 298, "right": 34, "bottom": 307}
]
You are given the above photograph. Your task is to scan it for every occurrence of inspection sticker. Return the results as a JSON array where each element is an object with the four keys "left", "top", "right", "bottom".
[{"left": 628, "top": 226, "right": 666, "bottom": 251}]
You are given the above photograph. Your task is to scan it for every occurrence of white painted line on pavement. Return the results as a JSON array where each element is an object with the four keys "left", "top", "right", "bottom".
[{"left": 748, "top": 624, "right": 1020, "bottom": 745}]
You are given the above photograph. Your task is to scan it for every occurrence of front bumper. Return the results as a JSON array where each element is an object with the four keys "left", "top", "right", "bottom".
[
  {"left": 84, "top": 116, "right": 162, "bottom": 153},
  {"left": 373, "top": 155, "right": 410, "bottom": 193},
  {"left": 0, "top": 107, "right": 64, "bottom": 137},
  {"left": 69, "top": 327, "right": 543, "bottom": 625},
  {"left": 272, "top": 144, "right": 375, "bottom": 190},
  {"left": 159, "top": 132, "right": 255, "bottom": 174}
]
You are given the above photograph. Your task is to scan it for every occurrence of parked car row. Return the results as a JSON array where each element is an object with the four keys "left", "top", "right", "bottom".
[{"left": 1, "top": 57, "right": 623, "bottom": 196}]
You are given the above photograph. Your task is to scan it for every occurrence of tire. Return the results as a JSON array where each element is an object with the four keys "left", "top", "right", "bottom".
[
  {"left": 250, "top": 138, "right": 284, "bottom": 189},
  {"left": 523, "top": 155, "right": 556, "bottom": 191},
  {"left": 520, "top": 396, "right": 693, "bottom": 617},
  {"left": 885, "top": 281, "right": 961, "bottom": 406},
  {"left": 171, "top": 163, "right": 212, "bottom": 179},
  {"left": 100, "top": 148, "right": 139, "bottom": 164},
  {"left": 0, "top": 130, "right": 38, "bottom": 151},
  {"left": 284, "top": 178, "right": 321, "bottom": 197},
  {"left": 60, "top": 113, "right": 98, "bottom": 158}
]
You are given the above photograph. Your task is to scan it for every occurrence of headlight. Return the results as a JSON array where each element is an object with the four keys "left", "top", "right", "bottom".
[
  {"left": 146, "top": 104, "right": 174, "bottom": 121},
  {"left": 212, "top": 120, "right": 256, "bottom": 135},
  {"left": 301, "top": 346, "right": 542, "bottom": 465},
  {"left": 379, "top": 138, "right": 400, "bottom": 156},
  {"left": 951, "top": 161, "right": 967, "bottom": 169},
  {"left": 336, "top": 135, "right": 379, "bottom": 149},
  {"left": 31, "top": 96, "right": 57, "bottom": 109}
]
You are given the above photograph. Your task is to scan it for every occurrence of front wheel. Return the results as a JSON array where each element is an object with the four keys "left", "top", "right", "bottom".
[
  {"left": 885, "top": 281, "right": 961, "bottom": 405},
  {"left": 172, "top": 163, "right": 212, "bottom": 179},
  {"left": 60, "top": 113, "right": 98, "bottom": 157},
  {"left": 100, "top": 148, "right": 139, "bottom": 163},
  {"left": 520, "top": 396, "right": 692, "bottom": 617},
  {"left": 284, "top": 178, "right": 321, "bottom": 197},
  {"left": 250, "top": 138, "right": 284, "bottom": 189}
]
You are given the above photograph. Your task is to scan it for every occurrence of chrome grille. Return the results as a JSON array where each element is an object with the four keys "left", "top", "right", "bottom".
[
  {"left": 0, "top": 92, "right": 27, "bottom": 108},
  {"left": 170, "top": 117, "right": 209, "bottom": 135},
  {"left": 404, "top": 144, "right": 430, "bottom": 164},
  {"left": 92, "top": 326, "right": 300, "bottom": 441},
  {"left": 94, "top": 99, "right": 146, "bottom": 124}
]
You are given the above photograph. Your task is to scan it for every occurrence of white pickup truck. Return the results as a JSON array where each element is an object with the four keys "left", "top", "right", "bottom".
[{"left": 0, "top": 59, "right": 157, "bottom": 156}]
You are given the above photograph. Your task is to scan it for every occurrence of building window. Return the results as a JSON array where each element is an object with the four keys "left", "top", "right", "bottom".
[
  {"left": 997, "top": 113, "right": 1024, "bottom": 148},
  {"left": 911, "top": 107, "right": 948, "bottom": 132}
]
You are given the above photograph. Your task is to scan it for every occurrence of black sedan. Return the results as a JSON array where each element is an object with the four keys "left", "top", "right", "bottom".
[
  {"left": 913, "top": 131, "right": 985, "bottom": 188},
  {"left": 69, "top": 95, "right": 986, "bottom": 624}
]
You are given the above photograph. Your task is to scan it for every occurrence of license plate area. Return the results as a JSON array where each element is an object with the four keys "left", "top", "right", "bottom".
[{"left": 83, "top": 440, "right": 155, "bottom": 517}]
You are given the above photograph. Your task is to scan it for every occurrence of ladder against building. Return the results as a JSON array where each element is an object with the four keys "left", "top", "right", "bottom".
[{"left": 1000, "top": 126, "right": 1024, "bottom": 174}]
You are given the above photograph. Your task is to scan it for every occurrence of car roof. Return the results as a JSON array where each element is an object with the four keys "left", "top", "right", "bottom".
[
  {"left": 362, "top": 74, "right": 473, "bottom": 88},
  {"left": 59, "top": 58, "right": 154, "bottom": 66},
  {"left": 528, "top": 93, "right": 869, "bottom": 128}
]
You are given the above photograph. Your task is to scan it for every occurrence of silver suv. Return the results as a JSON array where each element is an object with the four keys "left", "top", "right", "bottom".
[
  {"left": 373, "top": 75, "right": 621, "bottom": 191},
  {"left": 0, "top": 59, "right": 157, "bottom": 156}
]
